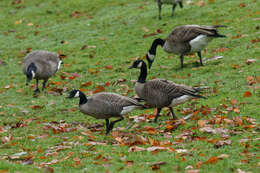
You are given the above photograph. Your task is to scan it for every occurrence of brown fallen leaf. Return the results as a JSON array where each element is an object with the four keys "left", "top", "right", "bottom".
[
  {"left": 214, "top": 140, "right": 232, "bottom": 148},
  {"left": 125, "top": 160, "right": 134, "bottom": 167},
  {"left": 204, "top": 156, "right": 218, "bottom": 164},
  {"left": 128, "top": 146, "right": 145, "bottom": 152},
  {"left": 43, "top": 166, "right": 54, "bottom": 173},
  {"left": 187, "top": 170, "right": 200, "bottom": 173},
  {"left": 105, "top": 65, "right": 113, "bottom": 70},
  {"left": 198, "top": 120, "right": 208, "bottom": 127},
  {"left": 1, "top": 134, "right": 13, "bottom": 144},
  {"left": 150, "top": 161, "right": 166, "bottom": 171}
]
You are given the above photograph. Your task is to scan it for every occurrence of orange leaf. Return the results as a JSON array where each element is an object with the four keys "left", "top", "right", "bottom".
[
  {"left": 239, "top": 3, "right": 246, "bottom": 8},
  {"left": 243, "top": 91, "right": 252, "bottom": 97},
  {"left": 196, "top": 161, "right": 203, "bottom": 169},
  {"left": 205, "top": 156, "right": 218, "bottom": 164},
  {"left": 105, "top": 65, "right": 113, "bottom": 70},
  {"left": 0, "top": 170, "right": 8, "bottom": 173},
  {"left": 93, "top": 86, "right": 105, "bottom": 94},
  {"left": 197, "top": 1, "right": 205, "bottom": 7},
  {"left": 105, "top": 82, "right": 110, "bottom": 87},
  {"left": 81, "top": 81, "right": 92, "bottom": 87},
  {"left": 198, "top": 120, "right": 208, "bottom": 127}
]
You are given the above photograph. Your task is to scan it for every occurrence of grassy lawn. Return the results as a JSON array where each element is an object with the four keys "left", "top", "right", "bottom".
[{"left": 0, "top": 0, "right": 259, "bottom": 172}]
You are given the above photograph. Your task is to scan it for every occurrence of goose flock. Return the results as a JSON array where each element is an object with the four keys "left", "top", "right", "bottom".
[{"left": 22, "top": 2, "right": 226, "bottom": 134}]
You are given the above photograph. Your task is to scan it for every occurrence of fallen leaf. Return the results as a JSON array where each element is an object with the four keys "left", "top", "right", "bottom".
[
  {"left": 214, "top": 140, "right": 232, "bottom": 148},
  {"left": 187, "top": 170, "right": 200, "bottom": 173},
  {"left": 204, "top": 156, "right": 218, "bottom": 164},
  {"left": 238, "top": 3, "right": 246, "bottom": 8},
  {"left": 243, "top": 91, "right": 252, "bottom": 97},
  {"left": 43, "top": 166, "right": 54, "bottom": 173},
  {"left": 237, "top": 169, "right": 246, "bottom": 173},
  {"left": 9, "top": 152, "right": 27, "bottom": 159},
  {"left": 128, "top": 146, "right": 145, "bottom": 152},
  {"left": 125, "top": 160, "right": 134, "bottom": 167},
  {"left": 81, "top": 81, "right": 92, "bottom": 87},
  {"left": 31, "top": 105, "right": 43, "bottom": 109},
  {"left": 105, "top": 65, "right": 113, "bottom": 70},
  {"left": 197, "top": 1, "right": 205, "bottom": 7},
  {"left": 150, "top": 161, "right": 166, "bottom": 171},
  {"left": 147, "top": 146, "right": 167, "bottom": 152},
  {"left": 218, "top": 154, "right": 229, "bottom": 159},
  {"left": 198, "top": 120, "right": 208, "bottom": 127},
  {"left": 246, "top": 59, "right": 256, "bottom": 65}
]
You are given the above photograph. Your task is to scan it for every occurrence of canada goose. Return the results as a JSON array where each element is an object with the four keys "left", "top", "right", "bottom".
[
  {"left": 22, "top": 50, "right": 63, "bottom": 93},
  {"left": 156, "top": 0, "right": 183, "bottom": 19},
  {"left": 67, "top": 90, "right": 146, "bottom": 134},
  {"left": 129, "top": 60, "right": 206, "bottom": 122},
  {"left": 146, "top": 25, "right": 226, "bottom": 69}
]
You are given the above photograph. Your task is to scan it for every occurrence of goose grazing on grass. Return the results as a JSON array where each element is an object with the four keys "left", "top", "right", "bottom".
[
  {"left": 156, "top": 0, "right": 183, "bottom": 19},
  {"left": 146, "top": 25, "right": 226, "bottom": 69},
  {"left": 22, "top": 50, "right": 63, "bottom": 93},
  {"left": 67, "top": 90, "right": 147, "bottom": 134},
  {"left": 129, "top": 60, "right": 206, "bottom": 122}
]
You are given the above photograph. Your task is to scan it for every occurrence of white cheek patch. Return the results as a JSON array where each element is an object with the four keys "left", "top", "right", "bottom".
[
  {"left": 137, "top": 62, "right": 143, "bottom": 68},
  {"left": 74, "top": 91, "right": 80, "bottom": 97},
  {"left": 31, "top": 71, "right": 35, "bottom": 78},
  {"left": 57, "top": 61, "right": 62, "bottom": 70},
  {"left": 147, "top": 52, "right": 155, "bottom": 60}
]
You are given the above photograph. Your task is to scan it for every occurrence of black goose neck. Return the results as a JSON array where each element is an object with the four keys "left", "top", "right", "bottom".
[
  {"left": 149, "top": 38, "right": 165, "bottom": 55},
  {"left": 79, "top": 91, "right": 88, "bottom": 105},
  {"left": 138, "top": 62, "right": 147, "bottom": 83}
]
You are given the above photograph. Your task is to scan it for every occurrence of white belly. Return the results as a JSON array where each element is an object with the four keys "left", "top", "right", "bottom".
[
  {"left": 189, "top": 35, "right": 213, "bottom": 53},
  {"left": 120, "top": 105, "right": 140, "bottom": 115},
  {"left": 170, "top": 95, "right": 193, "bottom": 107}
]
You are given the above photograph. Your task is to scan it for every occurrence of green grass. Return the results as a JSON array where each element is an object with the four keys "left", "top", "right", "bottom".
[{"left": 0, "top": 0, "right": 259, "bottom": 172}]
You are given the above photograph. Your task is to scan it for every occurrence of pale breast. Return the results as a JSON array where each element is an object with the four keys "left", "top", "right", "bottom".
[{"left": 135, "top": 82, "right": 145, "bottom": 99}]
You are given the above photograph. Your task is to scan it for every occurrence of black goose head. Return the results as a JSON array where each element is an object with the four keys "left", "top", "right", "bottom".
[
  {"left": 26, "top": 63, "right": 37, "bottom": 85},
  {"left": 129, "top": 60, "right": 147, "bottom": 83},
  {"left": 67, "top": 89, "right": 88, "bottom": 105},
  {"left": 67, "top": 90, "right": 80, "bottom": 98},
  {"left": 128, "top": 59, "right": 145, "bottom": 69}
]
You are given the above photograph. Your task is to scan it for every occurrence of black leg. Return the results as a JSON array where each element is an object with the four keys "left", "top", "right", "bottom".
[
  {"left": 42, "top": 79, "right": 48, "bottom": 91},
  {"left": 197, "top": 52, "right": 203, "bottom": 66},
  {"left": 172, "top": 3, "right": 177, "bottom": 16},
  {"left": 169, "top": 107, "right": 178, "bottom": 120},
  {"left": 106, "top": 117, "right": 124, "bottom": 134},
  {"left": 105, "top": 119, "right": 110, "bottom": 135},
  {"left": 180, "top": 55, "right": 184, "bottom": 69},
  {"left": 179, "top": 1, "right": 183, "bottom": 8},
  {"left": 154, "top": 108, "right": 162, "bottom": 123},
  {"left": 34, "top": 79, "right": 40, "bottom": 93},
  {"left": 157, "top": 1, "right": 162, "bottom": 20}
]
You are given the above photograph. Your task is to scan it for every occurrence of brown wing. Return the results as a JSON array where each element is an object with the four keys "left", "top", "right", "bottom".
[
  {"left": 167, "top": 25, "right": 219, "bottom": 43},
  {"left": 143, "top": 79, "right": 200, "bottom": 107}
]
